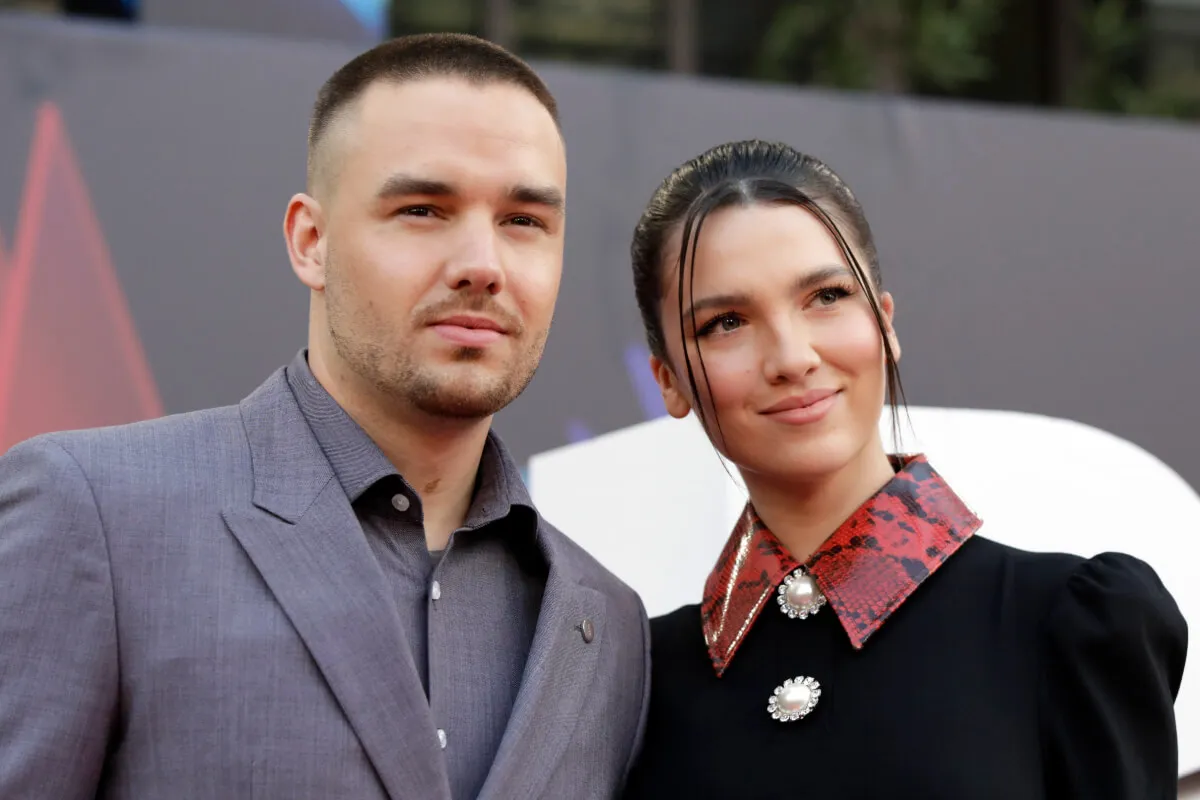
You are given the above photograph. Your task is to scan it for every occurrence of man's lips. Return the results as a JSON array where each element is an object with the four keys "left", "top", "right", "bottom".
[{"left": 429, "top": 314, "right": 507, "bottom": 347}]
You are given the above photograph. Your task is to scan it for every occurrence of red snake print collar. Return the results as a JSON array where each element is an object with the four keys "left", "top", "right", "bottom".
[{"left": 702, "top": 454, "right": 982, "bottom": 676}]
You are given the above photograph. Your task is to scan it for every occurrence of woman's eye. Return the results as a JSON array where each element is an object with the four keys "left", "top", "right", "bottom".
[
  {"left": 699, "top": 313, "right": 743, "bottom": 337},
  {"left": 815, "top": 287, "right": 850, "bottom": 306}
]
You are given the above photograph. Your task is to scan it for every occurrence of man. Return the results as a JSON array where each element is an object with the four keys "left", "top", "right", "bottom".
[{"left": 0, "top": 34, "right": 649, "bottom": 799}]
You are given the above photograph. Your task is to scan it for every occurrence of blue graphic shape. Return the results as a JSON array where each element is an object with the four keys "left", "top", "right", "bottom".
[
  {"left": 624, "top": 343, "right": 668, "bottom": 420},
  {"left": 337, "top": 0, "right": 387, "bottom": 38},
  {"left": 565, "top": 418, "right": 594, "bottom": 444}
]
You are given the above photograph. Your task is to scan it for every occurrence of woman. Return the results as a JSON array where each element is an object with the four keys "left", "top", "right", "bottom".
[{"left": 622, "top": 140, "right": 1187, "bottom": 798}]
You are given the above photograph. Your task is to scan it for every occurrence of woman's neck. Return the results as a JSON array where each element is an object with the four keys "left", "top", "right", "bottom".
[{"left": 742, "top": 441, "right": 898, "bottom": 564}]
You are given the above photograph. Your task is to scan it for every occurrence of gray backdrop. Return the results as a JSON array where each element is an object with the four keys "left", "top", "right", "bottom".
[
  {"left": 2, "top": 11, "right": 1198, "bottom": 496},
  {"left": 140, "top": 0, "right": 381, "bottom": 43}
]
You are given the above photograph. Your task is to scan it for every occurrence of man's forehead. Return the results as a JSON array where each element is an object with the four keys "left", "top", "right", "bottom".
[
  {"left": 356, "top": 77, "right": 556, "bottom": 135},
  {"left": 313, "top": 77, "right": 564, "bottom": 200},
  {"left": 359, "top": 89, "right": 560, "bottom": 170}
]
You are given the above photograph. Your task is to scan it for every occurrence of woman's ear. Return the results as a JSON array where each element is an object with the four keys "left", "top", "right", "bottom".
[
  {"left": 650, "top": 354, "right": 693, "bottom": 419},
  {"left": 880, "top": 291, "right": 901, "bottom": 363}
]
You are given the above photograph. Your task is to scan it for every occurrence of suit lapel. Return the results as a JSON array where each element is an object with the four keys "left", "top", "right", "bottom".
[
  {"left": 222, "top": 370, "right": 451, "bottom": 800},
  {"left": 476, "top": 530, "right": 608, "bottom": 800}
]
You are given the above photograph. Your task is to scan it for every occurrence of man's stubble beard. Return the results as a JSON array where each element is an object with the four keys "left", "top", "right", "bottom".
[{"left": 324, "top": 254, "right": 548, "bottom": 420}]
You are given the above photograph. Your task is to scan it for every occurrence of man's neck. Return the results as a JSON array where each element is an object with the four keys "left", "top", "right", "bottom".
[
  {"left": 742, "top": 441, "right": 897, "bottom": 564},
  {"left": 309, "top": 351, "right": 491, "bottom": 552}
]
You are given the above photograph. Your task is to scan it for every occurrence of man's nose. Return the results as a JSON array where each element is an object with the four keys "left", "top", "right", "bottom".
[{"left": 442, "top": 221, "right": 505, "bottom": 295}]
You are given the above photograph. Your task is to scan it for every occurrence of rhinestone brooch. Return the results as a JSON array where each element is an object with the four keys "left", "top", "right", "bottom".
[
  {"left": 777, "top": 567, "right": 826, "bottom": 619},
  {"left": 768, "top": 676, "right": 821, "bottom": 722}
]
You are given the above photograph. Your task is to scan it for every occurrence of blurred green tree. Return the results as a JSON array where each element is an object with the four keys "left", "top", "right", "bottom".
[
  {"left": 752, "top": 0, "right": 1199, "bottom": 121},
  {"left": 753, "top": 0, "right": 1002, "bottom": 94},
  {"left": 1066, "top": 0, "right": 1200, "bottom": 119},
  {"left": 388, "top": 0, "right": 1199, "bottom": 122}
]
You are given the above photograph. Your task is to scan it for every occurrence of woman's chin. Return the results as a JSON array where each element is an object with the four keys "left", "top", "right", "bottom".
[{"left": 734, "top": 431, "right": 867, "bottom": 486}]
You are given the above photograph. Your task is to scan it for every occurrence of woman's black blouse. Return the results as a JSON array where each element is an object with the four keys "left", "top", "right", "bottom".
[{"left": 623, "top": 462, "right": 1187, "bottom": 800}]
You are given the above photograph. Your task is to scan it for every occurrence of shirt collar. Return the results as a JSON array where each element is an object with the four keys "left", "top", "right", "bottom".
[
  {"left": 284, "top": 349, "right": 534, "bottom": 528},
  {"left": 701, "top": 454, "right": 982, "bottom": 676}
]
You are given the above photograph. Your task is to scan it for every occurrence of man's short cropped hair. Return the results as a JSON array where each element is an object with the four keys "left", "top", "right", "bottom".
[{"left": 307, "top": 33, "right": 559, "bottom": 189}]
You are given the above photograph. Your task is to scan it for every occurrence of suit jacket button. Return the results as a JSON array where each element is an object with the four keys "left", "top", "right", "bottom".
[{"left": 579, "top": 619, "right": 595, "bottom": 644}]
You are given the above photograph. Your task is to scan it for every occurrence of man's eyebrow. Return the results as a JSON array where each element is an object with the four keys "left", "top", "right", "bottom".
[
  {"left": 509, "top": 184, "right": 565, "bottom": 213},
  {"left": 375, "top": 174, "right": 564, "bottom": 215},
  {"left": 375, "top": 174, "right": 455, "bottom": 200}
]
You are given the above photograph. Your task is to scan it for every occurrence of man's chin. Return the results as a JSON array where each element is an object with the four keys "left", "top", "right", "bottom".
[
  {"left": 381, "top": 353, "right": 539, "bottom": 419},
  {"left": 411, "top": 392, "right": 510, "bottom": 420},
  {"left": 403, "top": 374, "right": 518, "bottom": 419},
  {"left": 444, "top": 345, "right": 489, "bottom": 363}
]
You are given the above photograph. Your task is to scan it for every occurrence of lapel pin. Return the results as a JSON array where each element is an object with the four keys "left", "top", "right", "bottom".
[{"left": 578, "top": 619, "right": 595, "bottom": 644}]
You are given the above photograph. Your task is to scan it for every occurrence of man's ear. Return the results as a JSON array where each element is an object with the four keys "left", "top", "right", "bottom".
[
  {"left": 650, "top": 354, "right": 693, "bottom": 419},
  {"left": 284, "top": 193, "right": 327, "bottom": 292}
]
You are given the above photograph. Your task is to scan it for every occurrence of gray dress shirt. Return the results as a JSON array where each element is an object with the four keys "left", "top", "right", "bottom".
[{"left": 286, "top": 351, "right": 545, "bottom": 800}]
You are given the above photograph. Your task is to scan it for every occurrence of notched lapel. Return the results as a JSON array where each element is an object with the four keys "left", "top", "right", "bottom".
[
  {"left": 225, "top": 370, "right": 451, "bottom": 800},
  {"left": 222, "top": 484, "right": 450, "bottom": 800},
  {"left": 477, "top": 559, "right": 608, "bottom": 800}
]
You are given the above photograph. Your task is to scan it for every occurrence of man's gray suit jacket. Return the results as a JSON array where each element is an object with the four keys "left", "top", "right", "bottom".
[{"left": 0, "top": 367, "right": 651, "bottom": 799}]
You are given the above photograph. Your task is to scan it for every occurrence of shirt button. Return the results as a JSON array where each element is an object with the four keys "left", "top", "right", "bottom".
[
  {"left": 391, "top": 493, "right": 410, "bottom": 512},
  {"left": 431, "top": 580, "right": 442, "bottom": 601},
  {"left": 437, "top": 728, "right": 447, "bottom": 749},
  {"left": 768, "top": 675, "right": 821, "bottom": 722}
]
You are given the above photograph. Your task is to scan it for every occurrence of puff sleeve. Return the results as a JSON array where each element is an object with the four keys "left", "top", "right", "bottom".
[{"left": 1039, "top": 552, "right": 1187, "bottom": 798}]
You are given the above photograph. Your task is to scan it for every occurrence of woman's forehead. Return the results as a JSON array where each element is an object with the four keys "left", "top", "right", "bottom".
[{"left": 661, "top": 204, "right": 847, "bottom": 296}]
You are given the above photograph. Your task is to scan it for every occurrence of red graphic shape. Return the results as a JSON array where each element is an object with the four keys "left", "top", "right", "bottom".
[{"left": 0, "top": 102, "right": 163, "bottom": 453}]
